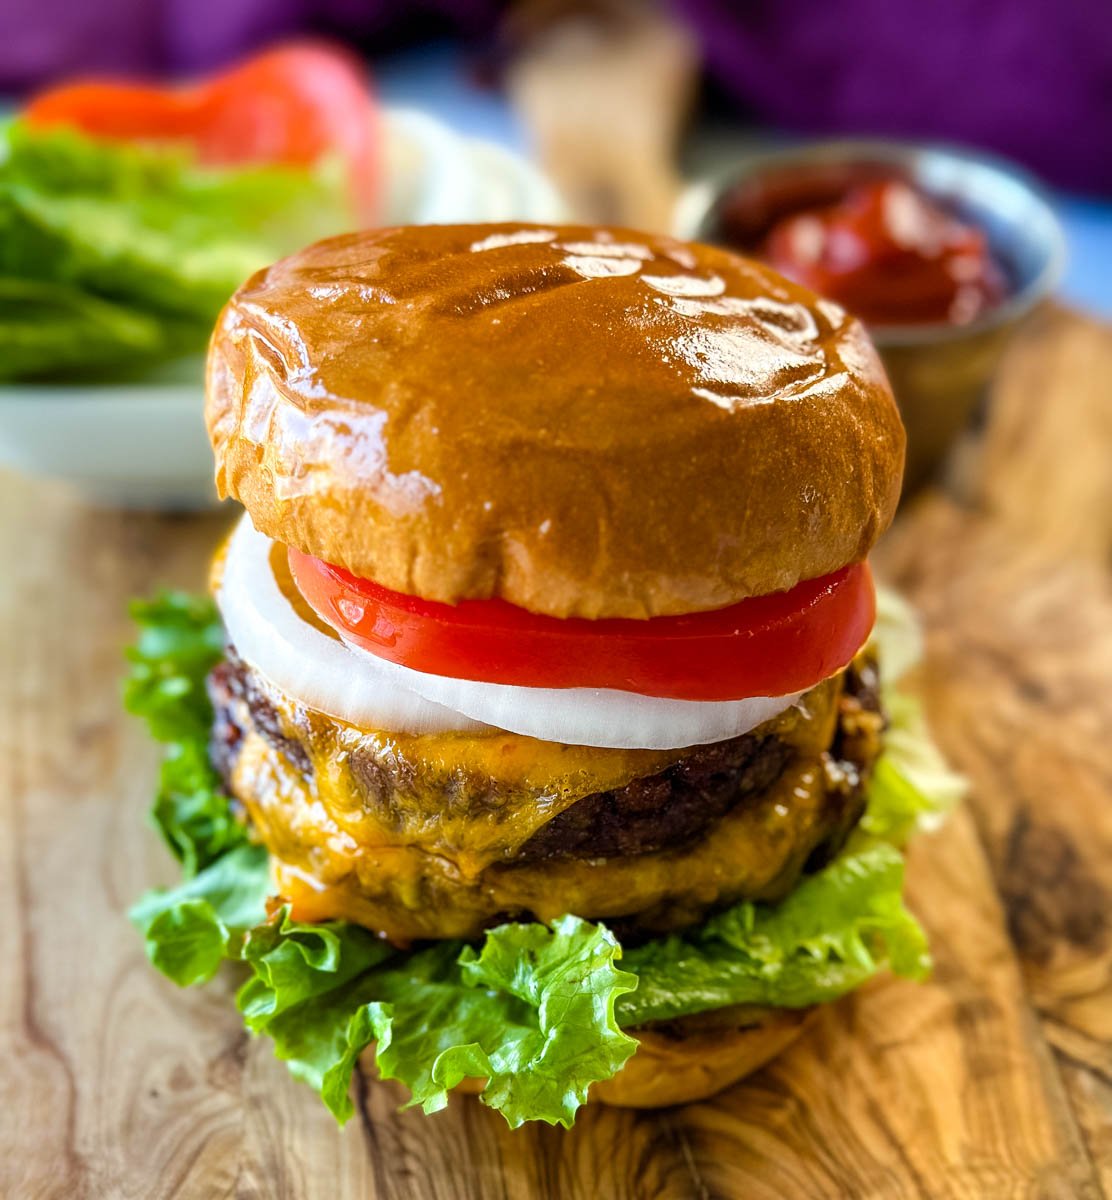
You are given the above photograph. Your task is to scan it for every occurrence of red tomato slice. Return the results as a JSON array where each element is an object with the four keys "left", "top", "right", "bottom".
[
  {"left": 23, "top": 82, "right": 194, "bottom": 140},
  {"left": 288, "top": 548, "right": 876, "bottom": 702},
  {"left": 191, "top": 44, "right": 378, "bottom": 218},
  {"left": 24, "top": 41, "right": 378, "bottom": 220}
]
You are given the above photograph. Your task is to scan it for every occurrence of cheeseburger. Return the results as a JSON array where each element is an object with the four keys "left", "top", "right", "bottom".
[{"left": 130, "top": 223, "right": 959, "bottom": 1127}]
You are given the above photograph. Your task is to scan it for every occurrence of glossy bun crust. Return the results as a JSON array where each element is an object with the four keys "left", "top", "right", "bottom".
[
  {"left": 207, "top": 223, "right": 903, "bottom": 618},
  {"left": 592, "top": 1007, "right": 813, "bottom": 1108}
]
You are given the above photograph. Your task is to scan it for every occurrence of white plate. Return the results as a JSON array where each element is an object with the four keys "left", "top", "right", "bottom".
[{"left": 0, "top": 109, "right": 564, "bottom": 509}]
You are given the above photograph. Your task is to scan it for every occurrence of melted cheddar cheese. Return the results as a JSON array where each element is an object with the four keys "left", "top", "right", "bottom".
[{"left": 227, "top": 671, "right": 853, "bottom": 943}]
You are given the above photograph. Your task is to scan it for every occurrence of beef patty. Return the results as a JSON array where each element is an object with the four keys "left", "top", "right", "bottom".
[
  {"left": 209, "top": 646, "right": 883, "bottom": 867},
  {"left": 206, "top": 645, "right": 884, "bottom": 941}
]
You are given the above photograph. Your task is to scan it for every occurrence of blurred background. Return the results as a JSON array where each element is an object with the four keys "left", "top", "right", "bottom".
[
  {"left": 0, "top": 0, "right": 1108, "bottom": 502},
  {"left": 6, "top": 9, "right": 1112, "bottom": 1192}
]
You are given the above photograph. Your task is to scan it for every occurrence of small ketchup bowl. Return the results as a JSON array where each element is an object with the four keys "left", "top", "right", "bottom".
[{"left": 676, "top": 140, "right": 1066, "bottom": 491}]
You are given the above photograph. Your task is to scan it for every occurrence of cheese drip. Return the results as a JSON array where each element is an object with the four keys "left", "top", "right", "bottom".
[{"left": 224, "top": 668, "right": 860, "bottom": 943}]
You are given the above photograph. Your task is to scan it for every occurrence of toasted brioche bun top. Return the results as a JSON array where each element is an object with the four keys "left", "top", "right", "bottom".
[{"left": 207, "top": 223, "right": 903, "bottom": 618}]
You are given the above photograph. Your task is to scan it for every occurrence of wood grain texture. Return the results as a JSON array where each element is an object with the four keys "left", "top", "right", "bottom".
[{"left": 2, "top": 308, "right": 1110, "bottom": 1198}]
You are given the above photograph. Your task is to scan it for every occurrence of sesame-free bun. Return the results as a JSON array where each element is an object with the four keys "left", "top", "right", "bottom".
[
  {"left": 207, "top": 224, "right": 903, "bottom": 618},
  {"left": 440, "top": 1006, "right": 814, "bottom": 1109},
  {"left": 591, "top": 1006, "right": 814, "bottom": 1108}
]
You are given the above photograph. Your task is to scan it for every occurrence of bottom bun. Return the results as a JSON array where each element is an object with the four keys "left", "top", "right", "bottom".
[
  {"left": 367, "top": 1006, "right": 815, "bottom": 1112},
  {"left": 592, "top": 1006, "right": 815, "bottom": 1108}
]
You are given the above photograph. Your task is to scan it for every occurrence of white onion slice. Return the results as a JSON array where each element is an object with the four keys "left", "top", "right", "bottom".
[
  {"left": 219, "top": 516, "right": 804, "bottom": 749},
  {"left": 218, "top": 516, "right": 487, "bottom": 735},
  {"left": 342, "top": 631, "right": 803, "bottom": 749}
]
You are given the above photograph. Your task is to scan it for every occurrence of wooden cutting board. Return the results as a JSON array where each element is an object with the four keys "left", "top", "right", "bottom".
[{"left": 2, "top": 308, "right": 1110, "bottom": 1200}]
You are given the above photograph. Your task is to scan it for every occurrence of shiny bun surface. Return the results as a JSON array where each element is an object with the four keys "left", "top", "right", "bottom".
[{"left": 207, "top": 223, "right": 903, "bottom": 617}]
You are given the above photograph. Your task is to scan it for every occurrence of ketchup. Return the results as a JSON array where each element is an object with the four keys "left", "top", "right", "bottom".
[{"left": 755, "top": 178, "right": 1006, "bottom": 327}]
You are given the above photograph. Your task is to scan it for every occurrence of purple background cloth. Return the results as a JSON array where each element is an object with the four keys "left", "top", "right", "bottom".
[
  {"left": 673, "top": 0, "right": 1112, "bottom": 195},
  {"left": 1, "top": 0, "right": 1109, "bottom": 193},
  {"left": 0, "top": 1, "right": 498, "bottom": 86}
]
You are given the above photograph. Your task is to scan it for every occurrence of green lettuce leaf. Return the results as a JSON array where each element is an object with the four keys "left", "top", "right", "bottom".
[
  {"left": 127, "top": 587, "right": 958, "bottom": 1128},
  {"left": 238, "top": 910, "right": 394, "bottom": 1028},
  {"left": 255, "top": 976, "right": 389, "bottom": 1119},
  {"left": 0, "top": 121, "right": 352, "bottom": 380},
  {"left": 124, "top": 592, "right": 224, "bottom": 742},
  {"left": 871, "top": 585, "right": 925, "bottom": 685},
  {"left": 616, "top": 842, "right": 927, "bottom": 1026},
  {"left": 369, "top": 917, "right": 638, "bottom": 1127},
  {"left": 125, "top": 592, "right": 246, "bottom": 874},
  {"left": 236, "top": 913, "right": 398, "bottom": 1117},
  {"left": 130, "top": 843, "right": 269, "bottom": 985},
  {"left": 861, "top": 693, "right": 966, "bottom": 844},
  {"left": 864, "top": 585, "right": 966, "bottom": 845},
  {"left": 236, "top": 917, "right": 637, "bottom": 1128},
  {"left": 0, "top": 277, "right": 175, "bottom": 378}
]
